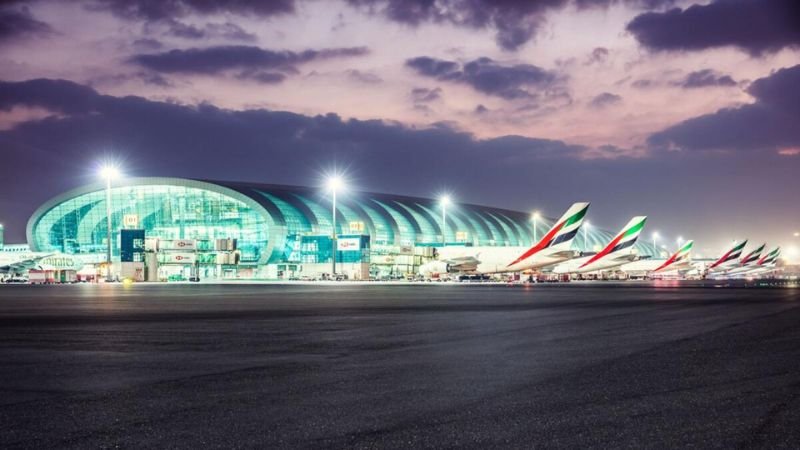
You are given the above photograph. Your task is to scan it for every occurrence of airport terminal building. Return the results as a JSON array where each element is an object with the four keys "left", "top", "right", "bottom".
[{"left": 26, "top": 177, "right": 654, "bottom": 280}]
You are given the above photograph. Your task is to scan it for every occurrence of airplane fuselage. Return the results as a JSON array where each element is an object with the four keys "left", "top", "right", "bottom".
[
  {"left": 552, "top": 252, "right": 637, "bottom": 274},
  {"left": 435, "top": 246, "right": 576, "bottom": 274}
]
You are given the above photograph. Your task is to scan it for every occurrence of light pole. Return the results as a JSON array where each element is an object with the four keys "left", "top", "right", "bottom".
[
  {"left": 327, "top": 176, "right": 343, "bottom": 278},
  {"left": 531, "top": 211, "right": 540, "bottom": 243},
  {"left": 652, "top": 231, "right": 659, "bottom": 258},
  {"left": 583, "top": 221, "right": 591, "bottom": 252},
  {"left": 677, "top": 236, "right": 684, "bottom": 251},
  {"left": 440, "top": 195, "right": 451, "bottom": 247},
  {"left": 100, "top": 164, "right": 119, "bottom": 282}
]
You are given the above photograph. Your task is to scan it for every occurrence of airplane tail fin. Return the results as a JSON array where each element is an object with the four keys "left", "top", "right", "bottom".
[
  {"left": 654, "top": 239, "right": 693, "bottom": 272},
  {"left": 709, "top": 240, "right": 747, "bottom": 269},
  {"left": 579, "top": 216, "right": 646, "bottom": 268},
  {"left": 507, "top": 202, "right": 589, "bottom": 266},
  {"left": 757, "top": 247, "right": 780, "bottom": 266},
  {"left": 740, "top": 243, "right": 766, "bottom": 266}
]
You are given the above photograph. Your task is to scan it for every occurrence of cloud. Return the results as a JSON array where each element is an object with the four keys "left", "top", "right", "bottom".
[
  {"left": 674, "top": 69, "right": 736, "bottom": 89},
  {"left": 589, "top": 92, "right": 622, "bottom": 108},
  {"left": 405, "top": 56, "right": 560, "bottom": 100},
  {"left": 345, "top": 69, "right": 383, "bottom": 84},
  {"left": 627, "top": 0, "right": 800, "bottom": 55},
  {"left": 88, "top": 0, "right": 296, "bottom": 21},
  {"left": 129, "top": 45, "right": 370, "bottom": 82},
  {"left": 585, "top": 47, "right": 609, "bottom": 65},
  {"left": 132, "top": 38, "right": 163, "bottom": 51},
  {"left": 348, "top": 0, "right": 677, "bottom": 51},
  {"left": 631, "top": 79, "right": 655, "bottom": 89},
  {"left": 649, "top": 65, "right": 800, "bottom": 152},
  {"left": 410, "top": 87, "right": 442, "bottom": 103},
  {"left": 89, "top": 71, "right": 173, "bottom": 88},
  {"left": 234, "top": 70, "right": 286, "bottom": 84},
  {"left": 0, "top": 6, "right": 52, "bottom": 43},
  {"left": 162, "top": 20, "right": 257, "bottom": 42}
]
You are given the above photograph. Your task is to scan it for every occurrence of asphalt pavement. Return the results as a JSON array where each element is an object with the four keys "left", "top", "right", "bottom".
[{"left": 1, "top": 281, "right": 799, "bottom": 448}]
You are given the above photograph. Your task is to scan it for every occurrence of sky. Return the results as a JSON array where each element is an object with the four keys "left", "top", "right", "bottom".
[{"left": 0, "top": 0, "right": 799, "bottom": 259}]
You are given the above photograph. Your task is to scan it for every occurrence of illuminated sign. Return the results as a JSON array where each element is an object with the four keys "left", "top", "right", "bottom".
[
  {"left": 123, "top": 214, "right": 139, "bottom": 228},
  {"left": 337, "top": 237, "right": 361, "bottom": 251}
]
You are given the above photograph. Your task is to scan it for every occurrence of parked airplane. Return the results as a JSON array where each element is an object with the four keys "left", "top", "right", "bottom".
[
  {"left": 705, "top": 240, "right": 748, "bottom": 274},
  {"left": 723, "top": 243, "right": 766, "bottom": 276},
  {"left": 619, "top": 239, "right": 694, "bottom": 275},
  {"left": 551, "top": 216, "right": 647, "bottom": 274},
  {"left": 0, "top": 252, "right": 55, "bottom": 275},
  {"left": 732, "top": 247, "right": 781, "bottom": 278},
  {"left": 419, "top": 202, "right": 590, "bottom": 275}
]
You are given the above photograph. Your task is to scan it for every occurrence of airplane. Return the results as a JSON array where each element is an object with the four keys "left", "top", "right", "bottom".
[
  {"left": 419, "top": 202, "right": 590, "bottom": 276},
  {"left": 619, "top": 239, "right": 694, "bottom": 276},
  {"left": 0, "top": 252, "right": 56, "bottom": 275},
  {"left": 705, "top": 240, "right": 748, "bottom": 275},
  {"left": 551, "top": 216, "right": 647, "bottom": 275},
  {"left": 732, "top": 247, "right": 781, "bottom": 278},
  {"left": 722, "top": 243, "right": 766, "bottom": 277}
]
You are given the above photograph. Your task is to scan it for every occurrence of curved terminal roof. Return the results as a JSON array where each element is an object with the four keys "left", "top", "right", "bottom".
[{"left": 28, "top": 177, "right": 655, "bottom": 262}]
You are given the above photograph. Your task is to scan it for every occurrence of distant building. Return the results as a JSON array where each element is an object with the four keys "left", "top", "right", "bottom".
[{"left": 27, "top": 177, "right": 652, "bottom": 280}]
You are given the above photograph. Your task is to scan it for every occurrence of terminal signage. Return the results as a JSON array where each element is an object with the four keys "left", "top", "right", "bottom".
[
  {"left": 337, "top": 237, "right": 361, "bottom": 251},
  {"left": 163, "top": 239, "right": 196, "bottom": 250},
  {"left": 158, "top": 252, "right": 197, "bottom": 264},
  {"left": 123, "top": 214, "right": 139, "bottom": 229}
]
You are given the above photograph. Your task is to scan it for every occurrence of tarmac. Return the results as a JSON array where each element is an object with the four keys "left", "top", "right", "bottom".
[{"left": 1, "top": 281, "right": 799, "bottom": 448}]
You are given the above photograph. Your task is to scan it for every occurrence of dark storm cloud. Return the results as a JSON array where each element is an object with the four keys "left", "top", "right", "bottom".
[
  {"left": 674, "top": 69, "right": 736, "bottom": 89},
  {"left": 348, "top": 0, "right": 677, "bottom": 51},
  {"left": 87, "top": 0, "right": 296, "bottom": 21},
  {"left": 589, "top": 92, "right": 622, "bottom": 108},
  {"left": 0, "top": 6, "right": 52, "bottom": 42},
  {"left": 627, "top": 0, "right": 800, "bottom": 55},
  {"left": 405, "top": 56, "right": 560, "bottom": 100},
  {"left": 649, "top": 65, "right": 800, "bottom": 152},
  {"left": 129, "top": 45, "right": 370, "bottom": 82}
]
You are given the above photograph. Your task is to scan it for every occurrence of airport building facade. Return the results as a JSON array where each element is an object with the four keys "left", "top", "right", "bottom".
[{"left": 27, "top": 177, "right": 654, "bottom": 280}]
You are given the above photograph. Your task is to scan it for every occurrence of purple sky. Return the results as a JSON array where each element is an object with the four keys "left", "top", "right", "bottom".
[{"left": 1, "top": 0, "right": 799, "bottom": 259}]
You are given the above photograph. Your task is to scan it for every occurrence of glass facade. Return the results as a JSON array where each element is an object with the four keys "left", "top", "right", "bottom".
[
  {"left": 27, "top": 177, "right": 655, "bottom": 276},
  {"left": 29, "top": 180, "right": 270, "bottom": 264}
]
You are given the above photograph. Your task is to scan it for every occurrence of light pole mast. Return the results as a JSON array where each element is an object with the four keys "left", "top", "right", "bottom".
[
  {"left": 327, "top": 176, "right": 343, "bottom": 279},
  {"left": 332, "top": 186, "right": 337, "bottom": 277},
  {"left": 440, "top": 195, "right": 451, "bottom": 247},
  {"left": 100, "top": 165, "right": 119, "bottom": 282},
  {"left": 652, "top": 232, "right": 659, "bottom": 257},
  {"left": 532, "top": 211, "right": 540, "bottom": 243},
  {"left": 584, "top": 221, "right": 591, "bottom": 252}
]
